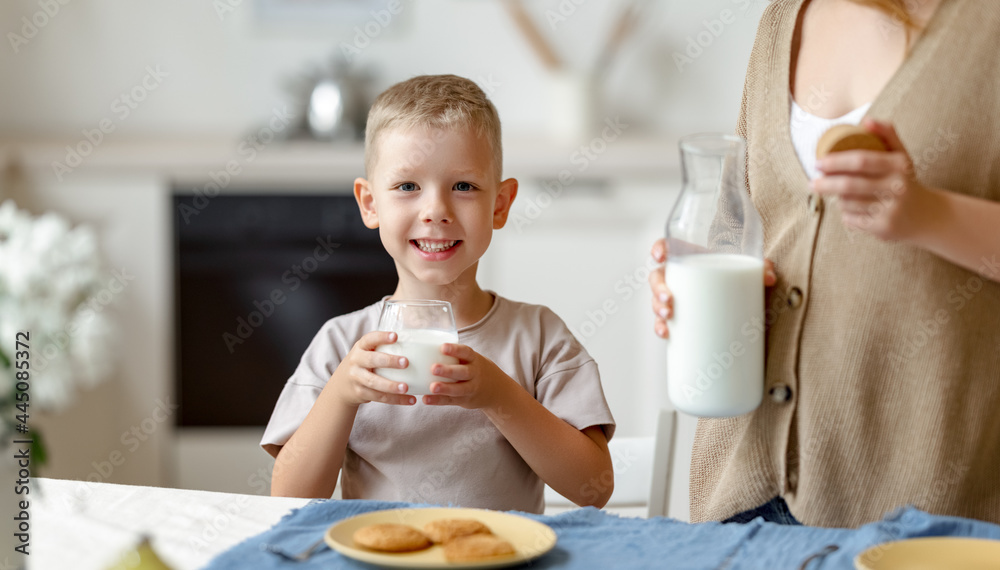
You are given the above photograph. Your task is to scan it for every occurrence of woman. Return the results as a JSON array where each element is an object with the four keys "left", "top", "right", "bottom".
[{"left": 650, "top": 0, "right": 1000, "bottom": 528}]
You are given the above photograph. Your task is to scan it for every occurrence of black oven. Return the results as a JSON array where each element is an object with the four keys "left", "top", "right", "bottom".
[{"left": 172, "top": 192, "right": 397, "bottom": 427}]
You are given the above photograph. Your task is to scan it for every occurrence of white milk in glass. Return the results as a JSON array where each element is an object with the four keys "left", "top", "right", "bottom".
[
  {"left": 667, "top": 253, "right": 764, "bottom": 417},
  {"left": 376, "top": 329, "right": 459, "bottom": 395}
]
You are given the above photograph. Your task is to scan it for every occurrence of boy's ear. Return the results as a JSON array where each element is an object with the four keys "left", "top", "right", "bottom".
[
  {"left": 354, "top": 177, "right": 380, "bottom": 229},
  {"left": 492, "top": 178, "right": 518, "bottom": 229}
]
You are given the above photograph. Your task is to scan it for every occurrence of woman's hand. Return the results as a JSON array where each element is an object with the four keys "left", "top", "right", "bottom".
[
  {"left": 328, "top": 331, "right": 416, "bottom": 408},
  {"left": 649, "top": 238, "right": 777, "bottom": 338},
  {"left": 649, "top": 239, "right": 673, "bottom": 338},
  {"left": 422, "top": 343, "right": 509, "bottom": 410},
  {"left": 812, "top": 118, "right": 939, "bottom": 242}
]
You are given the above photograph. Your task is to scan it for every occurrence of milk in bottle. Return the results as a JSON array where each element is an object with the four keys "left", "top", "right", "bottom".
[{"left": 665, "top": 134, "right": 765, "bottom": 417}]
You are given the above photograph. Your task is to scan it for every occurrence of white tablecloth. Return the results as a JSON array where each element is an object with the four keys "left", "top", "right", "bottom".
[{"left": 32, "top": 478, "right": 309, "bottom": 570}]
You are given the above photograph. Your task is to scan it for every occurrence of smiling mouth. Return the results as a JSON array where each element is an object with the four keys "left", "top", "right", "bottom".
[{"left": 412, "top": 239, "right": 460, "bottom": 253}]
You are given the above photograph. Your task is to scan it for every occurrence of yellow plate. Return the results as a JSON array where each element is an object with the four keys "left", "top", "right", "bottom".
[
  {"left": 855, "top": 537, "right": 1000, "bottom": 569},
  {"left": 324, "top": 507, "right": 557, "bottom": 569}
]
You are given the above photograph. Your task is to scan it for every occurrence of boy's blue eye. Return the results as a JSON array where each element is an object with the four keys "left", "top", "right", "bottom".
[
  {"left": 454, "top": 182, "right": 474, "bottom": 192},
  {"left": 398, "top": 182, "right": 417, "bottom": 192}
]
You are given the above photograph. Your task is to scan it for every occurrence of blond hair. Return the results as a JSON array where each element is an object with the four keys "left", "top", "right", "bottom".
[{"left": 364, "top": 75, "right": 503, "bottom": 180}]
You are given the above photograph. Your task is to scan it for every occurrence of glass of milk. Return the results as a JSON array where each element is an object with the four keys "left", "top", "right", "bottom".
[
  {"left": 375, "top": 300, "right": 459, "bottom": 396},
  {"left": 665, "top": 134, "right": 765, "bottom": 417}
]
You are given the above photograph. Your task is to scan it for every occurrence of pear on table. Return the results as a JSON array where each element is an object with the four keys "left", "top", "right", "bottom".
[{"left": 106, "top": 536, "right": 173, "bottom": 570}]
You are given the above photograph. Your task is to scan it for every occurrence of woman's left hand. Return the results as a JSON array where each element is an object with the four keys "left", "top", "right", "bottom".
[{"left": 811, "top": 118, "right": 940, "bottom": 242}]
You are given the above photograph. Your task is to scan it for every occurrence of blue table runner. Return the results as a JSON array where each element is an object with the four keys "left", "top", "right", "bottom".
[{"left": 204, "top": 500, "right": 1000, "bottom": 569}]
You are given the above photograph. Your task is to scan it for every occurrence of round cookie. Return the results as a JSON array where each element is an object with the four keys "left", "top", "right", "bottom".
[
  {"left": 423, "top": 519, "right": 492, "bottom": 544},
  {"left": 816, "top": 124, "right": 886, "bottom": 158},
  {"left": 443, "top": 534, "right": 516, "bottom": 562},
  {"left": 352, "top": 523, "right": 432, "bottom": 553}
]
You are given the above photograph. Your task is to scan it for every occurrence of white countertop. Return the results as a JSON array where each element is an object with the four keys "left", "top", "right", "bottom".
[{"left": 32, "top": 477, "right": 310, "bottom": 570}]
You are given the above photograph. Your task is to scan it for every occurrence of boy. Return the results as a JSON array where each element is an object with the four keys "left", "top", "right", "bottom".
[{"left": 262, "top": 75, "right": 615, "bottom": 513}]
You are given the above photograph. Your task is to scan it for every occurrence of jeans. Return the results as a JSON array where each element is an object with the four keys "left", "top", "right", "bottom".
[{"left": 723, "top": 496, "right": 802, "bottom": 525}]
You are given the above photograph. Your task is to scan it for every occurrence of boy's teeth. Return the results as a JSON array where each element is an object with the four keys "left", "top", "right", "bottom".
[{"left": 415, "top": 239, "right": 457, "bottom": 253}]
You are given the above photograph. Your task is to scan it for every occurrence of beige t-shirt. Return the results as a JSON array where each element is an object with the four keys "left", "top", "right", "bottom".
[{"left": 260, "top": 293, "right": 615, "bottom": 513}]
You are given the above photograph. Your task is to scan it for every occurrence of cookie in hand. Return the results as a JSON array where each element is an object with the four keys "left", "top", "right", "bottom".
[{"left": 816, "top": 124, "right": 886, "bottom": 158}]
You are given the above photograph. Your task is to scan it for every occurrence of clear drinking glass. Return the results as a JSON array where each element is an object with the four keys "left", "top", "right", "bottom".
[
  {"left": 375, "top": 300, "right": 459, "bottom": 396},
  {"left": 665, "top": 134, "right": 765, "bottom": 417}
]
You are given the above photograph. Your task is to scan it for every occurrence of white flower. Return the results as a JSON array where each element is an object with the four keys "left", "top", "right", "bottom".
[
  {"left": 69, "top": 309, "right": 116, "bottom": 390},
  {"left": 0, "top": 200, "right": 114, "bottom": 414},
  {"left": 32, "top": 356, "right": 75, "bottom": 412},
  {"left": 0, "top": 199, "right": 19, "bottom": 231},
  {"left": 0, "top": 363, "right": 11, "bottom": 397}
]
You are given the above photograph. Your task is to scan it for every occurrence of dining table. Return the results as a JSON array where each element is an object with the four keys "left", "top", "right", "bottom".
[{"left": 29, "top": 477, "right": 1000, "bottom": 569}]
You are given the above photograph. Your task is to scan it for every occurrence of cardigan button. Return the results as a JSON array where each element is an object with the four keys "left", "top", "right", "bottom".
[
  {"left": 769, "top": 384, "right": 792, "bottom": 403},
  {"left": 787, "top": 287, "right": 803, "bottom": 309},
  {"left": 807, "top": 193, "right": 823, "bottom": 214}
]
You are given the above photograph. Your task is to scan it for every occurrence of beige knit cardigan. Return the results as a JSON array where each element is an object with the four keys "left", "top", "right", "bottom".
[{"left": 690, "top": 0, "right": 1000, "bottom": 528}]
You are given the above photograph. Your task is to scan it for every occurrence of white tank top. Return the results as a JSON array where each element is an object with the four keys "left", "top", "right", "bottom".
[{"left": 790, "top": 97, "right": 872, "bottom": 180}]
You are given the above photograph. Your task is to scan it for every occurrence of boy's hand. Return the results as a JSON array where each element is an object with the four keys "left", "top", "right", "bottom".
[
  {"left": 329, "top": 331, "right": 416, "bottom": 408},
  {"left": 422, "top": 343, "right": 508, "bottom": 410},
  {"left": 649, "top": 238, "right": 777, "bottom": 339},
  {"left": 812, "top": 118, "right": 938, "bottom": 242}
]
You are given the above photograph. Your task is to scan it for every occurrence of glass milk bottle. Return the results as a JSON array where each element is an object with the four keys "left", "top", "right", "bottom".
[{"left": 665, "top": 134, "right": 765, "bottom": 417}]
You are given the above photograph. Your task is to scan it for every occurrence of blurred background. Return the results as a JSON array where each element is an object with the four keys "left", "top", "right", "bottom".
[{"left": 0, "top": 0, "right": 766, "bottom": 521}]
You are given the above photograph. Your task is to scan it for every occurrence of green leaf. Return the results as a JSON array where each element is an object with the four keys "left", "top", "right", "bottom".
[
  {"left": 0, "top": 349, "right": 12, "bottom": 407},
  {"left": 28, "top": 428, "right": 48, "bottom": 473}
]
